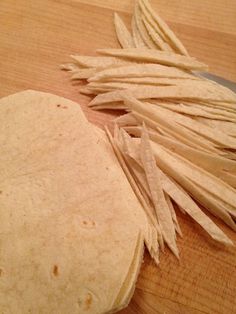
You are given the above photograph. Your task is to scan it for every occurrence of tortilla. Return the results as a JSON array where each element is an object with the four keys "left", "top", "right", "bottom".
[{"left": 0, "top": 90, "right": 149, "bottom": 313}]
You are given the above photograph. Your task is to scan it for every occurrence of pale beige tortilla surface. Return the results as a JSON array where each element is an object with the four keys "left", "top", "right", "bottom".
[{"left": 0, "top": 90, "right": 148, "bottom": 314}]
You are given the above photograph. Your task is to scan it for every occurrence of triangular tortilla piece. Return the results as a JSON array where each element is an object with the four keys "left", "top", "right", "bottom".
[
  {"left": 123, "top": 135, "right": 233, "bottom": 245},
  {"left": 140, "top": 0, "right": 189, "bottom": 56},
  {"left": 97, "top": 48, "right": 208, "bottom": 71},
  {"left": 114, "top": 13, "right": 135, "bottom": 48},
  {"left": 0, "top": 90, "right": 150, "bottom": 313},
  {"left": 134, "top": 2, "right": 157, "bottom": 49},
  {"left": 140, "top": 126, "right": 179, "bottom": 258},
  {"left": 131, "top": 16, "right": 149, "bottom": 48}
]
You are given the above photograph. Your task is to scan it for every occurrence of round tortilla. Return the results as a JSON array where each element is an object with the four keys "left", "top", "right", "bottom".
[{"left": 0, "top": 90, "right": 148, "bottom": 313}]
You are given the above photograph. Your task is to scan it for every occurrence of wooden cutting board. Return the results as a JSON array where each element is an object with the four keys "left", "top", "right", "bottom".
[{"left": 1, "top": 1, "right": 236, "bottom": 313}]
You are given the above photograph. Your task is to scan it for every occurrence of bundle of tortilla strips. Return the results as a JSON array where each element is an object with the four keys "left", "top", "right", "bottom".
[{"left": 62, "top": 0, "right": 236, "bottom": 269}]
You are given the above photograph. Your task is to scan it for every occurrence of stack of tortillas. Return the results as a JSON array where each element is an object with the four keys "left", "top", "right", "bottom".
[
  {"left": 62, "top": 0, "right": 236, "bottom": 261},
  {"left": 0, "top": 90, "right": 154, "bottom": 313}
]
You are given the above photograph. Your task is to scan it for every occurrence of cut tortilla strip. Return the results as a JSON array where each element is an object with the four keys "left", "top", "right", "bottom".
[
  {"left": 114, "top": 113, "right": 138, "bottom": 127},
  {"left": 114, "top": 13, "right": 135, "bottom": 48},
  {"left": 134, "top": 2, "right": 157, "bottom": 49},
  {"left": 89, "top": 63, "right": 198, "bottom": 82},
  {"left": 97, "top": 48, "right": 208, "bottom": 71},
  {"left": 142, "top": 14, "right": 171, "bottom": 52},
  {"left": 164, "top": 193, "right": 182, "bottom": 238},
  {"left": 92, "top": 103, "right": 128, "bottom": 111},
  {"left": 140, "top": 126, "right": 179, "bottom": 258},
  {"left": 60, "top": 63, "right": 80, "bottom": 72},
  {"left": 108, "top": 77, "right": 196, "bottom": 86},
  {"left": 140, "top": 0, "right": 189, "bottom": 56},
  {"left": 80, "top": 87, "right": 96, "bottom": 95},
  {"left": 132, "top": 16, "right": 149, "bottom": 48},
  {"left": 71, "top": 55, "right": 133, "bottom": 68},
  {"left": 124, "top": 134, "right": 233, "bottom": 246}
]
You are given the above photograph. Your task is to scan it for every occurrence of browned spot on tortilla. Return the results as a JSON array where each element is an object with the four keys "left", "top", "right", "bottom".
[
  {"left": 0, "top": 269, "right": 2, "bottom": 276},
  {"left": 57, "top": 104, "right": 61, "bottom": 108},
  {"left": 0, "top": 191, "right": 2, "bottom": 195},
  {"left": 53, "top": 265, "right": 59, "bottom": 277},
  {"left": 84, "top": 293, "right": 93, "bottom": 310}
]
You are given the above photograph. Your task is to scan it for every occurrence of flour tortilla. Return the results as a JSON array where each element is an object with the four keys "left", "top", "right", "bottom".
[{"left": 0, "top": 90, "right": 149, "bottom": 314}]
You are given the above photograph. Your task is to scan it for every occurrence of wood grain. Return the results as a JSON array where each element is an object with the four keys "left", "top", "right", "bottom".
[{"left": 0, "top": 1, "right": 236, "bottom": 313}]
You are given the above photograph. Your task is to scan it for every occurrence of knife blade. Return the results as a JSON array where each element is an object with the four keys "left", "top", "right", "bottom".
[{"left": 197, "top": 72, "right": 236, "bottom": 93}]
